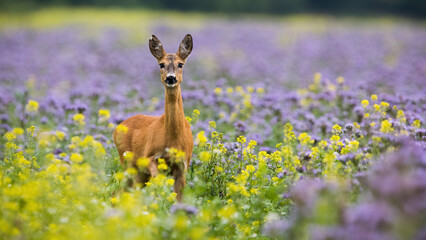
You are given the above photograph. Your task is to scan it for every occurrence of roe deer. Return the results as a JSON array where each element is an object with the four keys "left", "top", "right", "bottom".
[{"left": 113, "top": 34, "right": 194, "bottom": 201}]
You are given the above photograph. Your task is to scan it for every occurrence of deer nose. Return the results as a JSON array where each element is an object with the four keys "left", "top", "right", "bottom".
[{"left": 165, "top": 76, "right": 177, "bottom": 85}]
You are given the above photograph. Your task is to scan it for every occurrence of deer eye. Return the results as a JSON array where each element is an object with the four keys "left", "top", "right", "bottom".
[
  {"left": 178, "top": 63, "right": 183, "bottom": 68},
  {"left": 159, "top": 63, "right": 165, "bottom": 68}
]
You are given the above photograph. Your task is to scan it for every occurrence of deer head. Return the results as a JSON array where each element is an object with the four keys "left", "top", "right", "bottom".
[{"left": 149, "top": 34, "right": 193, "bottom": 89}]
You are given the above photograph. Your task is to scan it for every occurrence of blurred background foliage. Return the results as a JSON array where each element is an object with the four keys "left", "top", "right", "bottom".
[{"left": 1, "top": 0, "right": 425, "bottom": 17}]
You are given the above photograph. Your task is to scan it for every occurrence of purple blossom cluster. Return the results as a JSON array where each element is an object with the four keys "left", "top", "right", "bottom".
[
  {"left": 264, "top": 139, "right": 426, "bottom": 240},
  {"left": 0, "top": 21, "right": 425, "bottom": 175},
  {"left": 1, "top": 17, "right": 425, "bottom": 239},
  {"left": 1, "top": 22, "right": 425, "bottom": 144}
]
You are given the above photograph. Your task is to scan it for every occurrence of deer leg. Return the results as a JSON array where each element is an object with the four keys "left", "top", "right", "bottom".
[
  {"left": 173, "top": 169, "right": 186, "bottom": 201},
  {"left": 148, "top": 157, "right": 159, "bottom": 178}
]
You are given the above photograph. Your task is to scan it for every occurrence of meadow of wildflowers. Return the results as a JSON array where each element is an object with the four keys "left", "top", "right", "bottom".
[{"left": 0, "top": 9, "right": 425, "bottom": 240}]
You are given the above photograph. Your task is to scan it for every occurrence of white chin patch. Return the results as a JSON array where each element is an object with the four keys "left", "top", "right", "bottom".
[{"left": 166, "top": 83, "right": 177, "bottom": 88}]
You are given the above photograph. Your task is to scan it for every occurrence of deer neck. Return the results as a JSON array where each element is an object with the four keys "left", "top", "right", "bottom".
[{"left": 164, "top": 85, "right": 185, "bottom": 139}]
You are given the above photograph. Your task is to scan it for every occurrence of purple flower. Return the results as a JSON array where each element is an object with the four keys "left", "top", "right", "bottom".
[{"left": 170, "top": 203, "right": 198, "bottom": 215}]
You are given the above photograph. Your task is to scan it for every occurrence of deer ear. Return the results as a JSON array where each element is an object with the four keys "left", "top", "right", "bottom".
[
  {"left": 149, "top": 35, "right": 166, "bottom": 60},
  {"left": 177, "top": 34, "right": 193, "bottom": 60}
]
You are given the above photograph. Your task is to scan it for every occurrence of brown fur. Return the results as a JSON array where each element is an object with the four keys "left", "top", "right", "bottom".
[{"left": 113, "top": 34, "right": 194, "bottom": 201}]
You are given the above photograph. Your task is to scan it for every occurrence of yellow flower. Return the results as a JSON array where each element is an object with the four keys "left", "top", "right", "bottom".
[
  {"left": 193, "top": 109, "right": 200, "bottom": 117},
  {"left": 196, "top": 131, "right": 207, "bottom": 145},
  {"left": 55, "top": 131, "right": 66, "bottom": 141},
  {"left": 250, "top": 188, "right": 259, "bottom": 195},
  {"left": 38, "top": 132, "right": 57, "bottom": 148},
  {"left": 72, "top": 113, "right": 85, "bottom": 126},
  {"left": 361, "top": 99, "right": 369, "bottom": 108},
  {"left": 397, "top": 110, "right": 406, "bottom": 123},
  {"left": 174, "top": 150, "right": 186, "bottom": 163},
  {"left": 218, "top": 205, "right": 236, "bottom": 220},
  {"left": 337, "top": 76, "right": 345, "bottom": 84},
  {"left": 380, "top": 119, "right": 394, "bottom": 133},
  {"left": 46, "top": 164, "right": 58, "bottom": 176},
  {"left": 246, "top": 165, "right": 255, "bottom": 173},
  {"left": 370, "top": 122, "right": 376, "bottom": 127},
  {"left": 333, "top": 124, "right": 342, "bottom": 134},
  {"left": 380, "top": 101, "right": 389, "bottom": 108},
  {"left": 327, "top": 84, "right": 336, "bottom": 92},
  {"left": 71, "top": 136, "right": 81, "bottom": 145},
  {"left": 123, "top": 151, "right": 134, "bottom": 163},
  {"left": 350, "top": 140, "right": 359, "bottom": 150},
  {"left": 298, "top": 132, "right": 313, "bottom": 145},
  {"left": 126, "top": 167, "right": 137, "bottom": 175},
  {"left": 272, "top": 177, "right": 279, "bottom": 183},
  {"left": 243, "top": 95, "right": 252, "bottom": 108},
  {"left": 209, "top": 121, "right": 216, "bottom": 128},
  {"left": 226, "top": 87, "right": 234, "bottom": 94},
  {"left": 364, "top": 113, "right": 370, "bottom": 119},
  {"left": 5, "top": 202, "right": 19, "bottom": 211},
  {"left": 211, "top": 131, "right": 218, "bottom": 138},
  {"left": 371, "top": 94, "right": 378, "bottom": 101},
  {"left": 373, "top": 104, "right": 380, "bottom": 112},
  {"left": 158, "top": 163, "right": 168, "bottom": 171},
  {"left": 236, "top": 171, "right": 249, "bottom": 184},
  {"left": 26, "top": 126, "right": 36, "bottom": 136},
  {"left": 115, "top": 172, "right": 124, "bottom": 181},
  {"left": 310, "top": 147, "right": 320, "bottom": 159},
  {"left": 330, "top": 135, "right": 340, "bottom": 142},
  {"left": 412, "top": 119, "right": 421, "bottom": 128},
  {"left": 313, "top": 72, "right": 322, "bottom": 84},
  {"left": 240, "top": 186, "right": 250, "bottom": 197},
  {"left": 248, "top": 140, "right": 257, "bottom": 149},
  {"left": 98, "top": 109, "right": 111, "bottom": 122},
  {"left": 199, "top": 151, "right": 211, "bottom": 163},
  {"left": 136, "top": 157, "right": 149, "bottom": 168},
  {"left": 186, "top": 116, "right": 192, "bottom": 124},
  {"left": 256, "top": 87, "right": 265, "bottom": 94},
  {"left": 353, "top": 122, "right": 360, "bottom": 129},
  {"left": 94, "top": 142, "right": 106, "bottom": 157},
  {"left": 236, "top": 86, "right": 244, "bottom": 94},
  {"left": 214, "top": 87, "right": 223, "bottom": 95},
  {"left": 4, "top": 132, "right": 16, "bottom": 141},
  {"left": 167, "top": 192, "right": 177, "bottom": 202},
  {"left": 166, "top": 178, "right": 175, "bottom": 186},
  {"left": 12, "top": 128, "right": 24, "bottom": 136},
  {"left": 116, "top": 125, "right": 128, "bottom": 134},
  {"left": 237, "top": 136, "right": 246, "bottom": 144},
  {"left": 70, "top": 153, "right": 83, "bottom": 163},
  {"left": 37, "top": 138, "right": 49, "bottom": 149},
  {"left": 373, "top": 136, "right": 381, "bottom": 143},
  {"left": 25, "top": 100, "right": 39, "bottom": 113}
]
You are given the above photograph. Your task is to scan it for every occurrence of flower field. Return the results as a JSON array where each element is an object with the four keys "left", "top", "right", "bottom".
[{"left": 1, "top": 9, "right": 425, "bottom": 240}]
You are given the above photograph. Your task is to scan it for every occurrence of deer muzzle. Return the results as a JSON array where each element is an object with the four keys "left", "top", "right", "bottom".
[{"left": 165, "top": 76, "right": 178, "bottom": 87}]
